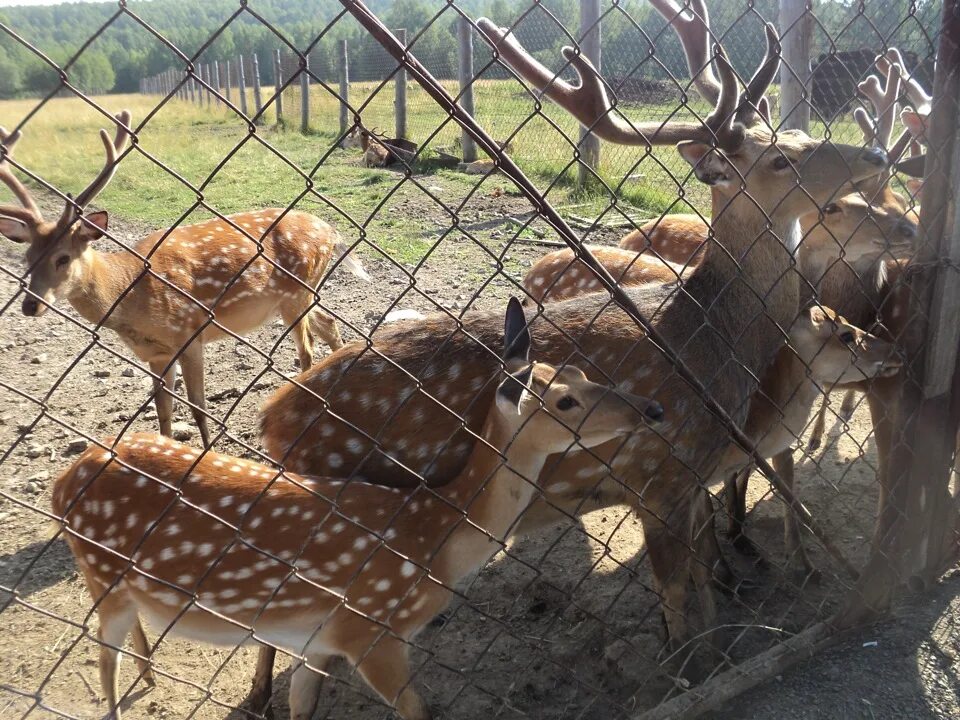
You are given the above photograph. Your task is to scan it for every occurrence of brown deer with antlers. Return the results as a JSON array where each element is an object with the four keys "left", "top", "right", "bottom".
[
  {"left": 0, "top": 111, "right": 370, "bottom": 447},
  {"left": 257, "top": 1, "right": 888, "bottom": 692},
  {"left": 53, "top": 297, "right": 663, "bottom": 720}
]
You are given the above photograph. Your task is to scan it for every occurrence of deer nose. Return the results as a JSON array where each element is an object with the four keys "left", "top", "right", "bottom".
[
  {"left": 642, "top": 400, "right": 664, "bottom": 422},
  {"left": 21, "top": 297, "right": 38, "bottom": 316},
  {"left": 861, "top": 147, "right": 888, "bottom": 167}
]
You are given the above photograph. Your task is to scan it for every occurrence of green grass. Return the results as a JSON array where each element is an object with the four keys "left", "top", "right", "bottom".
[{"left": 0, "top": 85, "right": 868, "bottom": 266}]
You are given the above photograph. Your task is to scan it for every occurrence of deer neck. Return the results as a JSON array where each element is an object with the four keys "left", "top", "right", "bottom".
[
  {"left": 435, "top": 414, "right": 545, "bottom": 568},
  {"left": 67, "top": 248, "right": 141, "bottom": 328},
  {"left": 673, "top": 195, "right": 800, "bottom": 376}
]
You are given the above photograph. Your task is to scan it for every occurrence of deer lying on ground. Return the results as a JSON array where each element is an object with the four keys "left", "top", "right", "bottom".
[
  {"left": 257, "top": 5, "right": 888, "bottom": 699},
  {"left": 53, "top": 297, "right": 663, "bottom": 720},
  {"left": 345, "top": 127, "right": 418, "bottom": 168},
  {"left": 0, "top": 112, "right": 369, "bottom": 447}
]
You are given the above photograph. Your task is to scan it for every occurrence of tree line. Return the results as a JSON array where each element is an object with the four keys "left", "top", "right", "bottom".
[{"left": 0, "top": 0, "right": 939, "bottom": 98}]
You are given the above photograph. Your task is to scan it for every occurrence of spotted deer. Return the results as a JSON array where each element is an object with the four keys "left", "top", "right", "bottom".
[
  {"left": 259, "top": 3, "right": 888, "bottom": 684},
  {"left": 522, "top": 244, "right": 901, "bottom": 576},
  {"left": 0, "top": 112, "right": 369, "bottom": 447},
  {"left": 716, "top": 306, "right": 900, "bottom": 577},
  {"left": 52, "top": 297, "right": 663, "bottom": 720},
  {"left": 523, "top": 245, "right": 683, "bottom": 304},
  {"left": 345, "top": 127, "right": 418, "bottom": 168},
  {"left": 803, "top": 51, "right": 921, "bottom": 453}
]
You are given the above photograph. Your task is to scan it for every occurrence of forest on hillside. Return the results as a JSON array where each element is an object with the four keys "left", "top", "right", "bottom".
[{"left": 0, "top": 0, "right": 941, "bottom": 98}]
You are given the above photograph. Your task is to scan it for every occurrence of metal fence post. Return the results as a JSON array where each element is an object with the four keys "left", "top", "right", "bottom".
[
  {"left": 578, "top": 0, "right": 602, "bottom": 186},
  {"left": 779, "top": 0, "right": 812, "bottom": 131},
  {"left": 275, "top": 49, "right": 284, "bottom": 125},
  {"left": 238, "top": 55, "right": 248, "bottom": 117},
  {"left": 300, "top": 54, "right": 310, "bottom": 133},
  {"left": 395, "top": 28, "right": 407, "bottom": 139},
  {"left": 457, "top": 17, "right": 477, "bottom": 162},
  {"left": 252, "top": 53, "right": 264, "bottom": 123},
  {"left": 339, "top": 39, "right": 350, "bottom": 136}
]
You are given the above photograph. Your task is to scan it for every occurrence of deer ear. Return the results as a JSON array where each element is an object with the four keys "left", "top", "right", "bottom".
[
  {"left": 757, "top": 96, "right": 772, "bottom": 125},
  {"left": 503, "top": 296, "right": 531, "bottom": 366},
  {"left": 496, "top": 365, "right": 533, "bottom": 415},
  {"left": 0, "top": 214, "right": 32, "bottom": 243},
  {"left": 677, "top": 142, "right": 731, "bottom": 187},
  {"left": 76, "top": 210, "right": 108, "bottom": 243},
  {"left": 895, "top": 153, "right": 926, "bottom": 179}
]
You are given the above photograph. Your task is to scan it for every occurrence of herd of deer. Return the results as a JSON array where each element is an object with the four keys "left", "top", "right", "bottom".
[{"left": 0, "top": 1, "right": 937, "bottom": 718}]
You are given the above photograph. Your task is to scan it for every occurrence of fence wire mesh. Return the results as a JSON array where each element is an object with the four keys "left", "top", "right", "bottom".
[{"left": 0, "top": 0, "right": 956, "bottom": 719}]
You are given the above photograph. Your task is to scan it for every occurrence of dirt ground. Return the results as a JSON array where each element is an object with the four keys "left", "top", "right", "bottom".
[{"left": 0, "top": 170, "right": 957, "bottom": 720}]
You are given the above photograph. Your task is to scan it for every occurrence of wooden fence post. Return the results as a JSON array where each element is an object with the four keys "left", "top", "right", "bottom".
[
  {"left": 201, "top": 64, "right": 210, "bottom": 107},
  {"left": 779, "top": 0, "right": 812, "bottom": 131},
  {"left": 225, "top": 59, "right": 232, "bottom": 105},
  {"left": 252, "top": 53, "right": 264, "bottom": 124},
  {"left": 339, "top": 39, "right": 350, "bottom": 135},
  {"left": 238, "top": 55, "right": 248, "bottom": 116},
  {"left": 457, "top": 16, "right": 477, "bottom": 162},
  {"left": 188, "top": 70, "right": 196, "bottom": 103},
  {"left": 578, "top": 0, "right": 602, "bottom": 186},
  {"left": 300, "top": 54, "right": 310, "bottom": 133},
  {"left": 213, "top": 60, "right": 222, "bottom": 106},
  {"left": 275, "top": 49, "right": 284, "bottom": 125},
  {"left": 395, "top": 28, "right": 408, "bottom": 139}
]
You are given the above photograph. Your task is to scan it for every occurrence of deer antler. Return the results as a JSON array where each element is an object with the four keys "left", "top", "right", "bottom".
[
  {"left": 881, "top": 48, "right": 932, "bottom": 113},
  {"left": 476, "top": 18, "right": 758, "bottom": 151},
  {"left": 59, "top": 110, "right": 132, "bottom": 226},
  {"left": 648, "top": 0, "right": 779, "bottom": 127},
  {"left": 0, "top": 126, "right": 43, "bottom": 227},
  {"left": 855, "top": 59, "right": 901, "bottom": 150}
]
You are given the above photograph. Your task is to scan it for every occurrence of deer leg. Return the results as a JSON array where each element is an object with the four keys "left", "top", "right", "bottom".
[
  {"left": 148, "top": 358, "right": 176, "bottom": 439},
  {"left": 807, "top": 398, "right": 829, "bottom": 451},
  {"left": 639, "top": 506, "right": 693, "bottom": 654},
  {"left": 246, "top": 646, "right": 277, "bottom": 719},
  {"left": 178, "top": 343, "right": 212, "bottom": 448},
  {"left": 281, "top": 302, "right": 316, "bottom": 370},
  {"left": 289, "top": 652, "right": 331, "bottom": 720},
  {"left": 307, "top": 308, "right": 344, "bottom": 354},
  {"left": 349, "top": 634, "right": 429, "bottom": 720},
  {"left": 129, "top": 620, "right": 156, "bottom": 687},
  {"left": 688, "top": 488, "right": 719, "bottom": 628},
  {"left": 773, "top": 450, "right": 818, "bottom": 582},
  {"left": 96, "top": 593, "right": 139, "bottom": 719},
  {"left": 839, "top": 389, "right": 858, "bottom": 421},
  {"left": 727, "top": 467, "right": 760, "bottom": 556},
  {"left": 868, "top": 377, "right": 899, "bottom": 551}
]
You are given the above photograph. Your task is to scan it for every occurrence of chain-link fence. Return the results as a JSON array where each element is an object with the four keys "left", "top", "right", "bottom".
[{"left": 0, "top": 0, "right": 958, "bottom": 718}]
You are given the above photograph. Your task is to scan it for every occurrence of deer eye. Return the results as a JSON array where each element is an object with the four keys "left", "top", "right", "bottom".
[
  {"left": 839, "top": 330, "right": 856, "bottom": 344},
  {"left": 556, "top": 396, "right": 579, "bottom": 411},
  {"left": 55, "top": 255, "right": 70, "bottom": 269},
  {"left": 823, "top": 203, "right": 841, "bottom": 215},
  {"left": 772, "top": 155, "right": 792, "bottom": 171}
]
